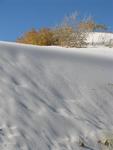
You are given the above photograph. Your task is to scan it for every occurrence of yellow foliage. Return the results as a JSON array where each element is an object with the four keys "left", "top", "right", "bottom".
[
  {"left": 17, "top": 28, "right": 53, "bottom": 46},
  {"left": 17, "top": 29, "right": 38, "bottom": 45},
  {"left": 37, "top": 28, "right": 53, "bottom": 46}
]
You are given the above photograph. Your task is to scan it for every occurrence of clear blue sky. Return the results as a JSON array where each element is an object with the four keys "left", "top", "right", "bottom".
[{"left": 0, "top": 0, "right": 113, "bottom": 41}]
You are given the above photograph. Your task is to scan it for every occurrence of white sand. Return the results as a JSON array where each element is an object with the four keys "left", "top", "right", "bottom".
[{"left": 0, "top": 41, "right": 113, "bottom": 149}]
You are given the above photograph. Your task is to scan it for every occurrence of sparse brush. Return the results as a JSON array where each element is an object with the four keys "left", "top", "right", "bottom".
[{"left": 98, "top": 133, "right": 113, "bottom": 150}]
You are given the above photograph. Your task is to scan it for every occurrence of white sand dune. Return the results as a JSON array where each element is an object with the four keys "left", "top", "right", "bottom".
[
  {"left": 87, "top": 32, "right": 113, "bottom": 47},
  {"left": 0, "top": 41, "right": 113, "bottom": 149}
]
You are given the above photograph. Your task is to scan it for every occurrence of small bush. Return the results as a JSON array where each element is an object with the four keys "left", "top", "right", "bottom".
[
  {"left": 66, "top": 31, "right": 87, "bottom": 48},
  {"left": 17, "top": 29, "right": 38, "bottom": 45},
  {"left": 17, "top": 28, "right": 53, "bottom": 46},
  {"left": 37, "top": 28, "right": 53, "bottom": 46},
  {"left": 52, "top": 12, "right": 88, "bottom": 48},
  {"left": 52, "top": 26, "right": 73, "bottom": 46}
]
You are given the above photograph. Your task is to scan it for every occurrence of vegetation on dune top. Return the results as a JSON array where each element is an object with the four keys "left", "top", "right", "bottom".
[{"left": 16, "top": 12, "right": 109, "bottom": 48}]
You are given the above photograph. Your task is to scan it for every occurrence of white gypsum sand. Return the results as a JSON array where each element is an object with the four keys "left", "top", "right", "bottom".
[
  {"left": 0, "top": 41, "right": 113, "bottom": 149},
  {"left": 87, "top": 32, "right": 113, "bottom": 47}
]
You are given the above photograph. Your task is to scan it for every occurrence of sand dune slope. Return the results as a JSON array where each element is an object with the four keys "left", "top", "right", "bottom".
[{"left": 0, "top": 42, "right": 113, "bottom": 149}]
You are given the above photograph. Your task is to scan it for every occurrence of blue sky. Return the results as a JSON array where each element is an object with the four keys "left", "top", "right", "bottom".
[{"left": 0, "top": 0, "right": 113, "bottom": 41}]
